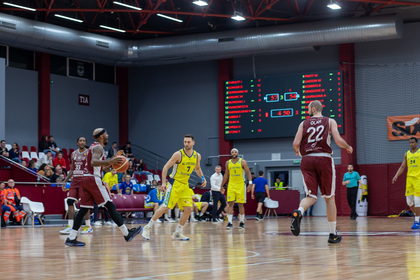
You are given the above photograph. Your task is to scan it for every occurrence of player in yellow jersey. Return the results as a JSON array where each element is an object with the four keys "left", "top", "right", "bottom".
[
  {"left": 393, "top": 137, "right": 420, "bottom": 229},
  {"left": 141, "top": 134, "right": 206, "bottom": 241},
  {"left": 221, "top": 148, "right": 252, "bottom": 229}
]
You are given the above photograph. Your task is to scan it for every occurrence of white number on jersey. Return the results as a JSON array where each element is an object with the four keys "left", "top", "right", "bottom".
[{"left": 307, "top": 125, "right": 324, "bottom": 143}]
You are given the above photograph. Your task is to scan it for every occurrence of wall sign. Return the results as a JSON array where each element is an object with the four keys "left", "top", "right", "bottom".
[
  {"left": 79, "top": 94, "right": 90, "bottom": 106},
  {"left": 387, "top": 114, "right": 420, "bottom": 140}
]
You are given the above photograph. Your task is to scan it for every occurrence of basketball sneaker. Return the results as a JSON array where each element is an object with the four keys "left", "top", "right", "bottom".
[
  {"left": 124, "top": 226, "right": 142, "bottom": 242},
  {"left": 255, "top": 215, "right": 261, "bottom": 221},
  {"left": 239, "top": 222, "right": 245, "bottom": 229},
  {"left": 412, "top": 221, "right": 420, "bottom": 229},
  {"left": 328, "top": 232, "right": 342, "bottom": 244},
  {"left": 93, "top": 221, "right": 102, "bottom": 226},
  {"left": 226, "top": 222, "right": 233, "bottom": 230},
  {"left": 155, "top": 219, "right": 162, "bottom": 224},
  {"left": 259, "top": 214, "right": 264, "bottom": 221},
  {"left": 172, "top": 232, "right": 189, "bottom": 241},
  {"left": 81, "top": 225, "right": 93, "bottom": 234},
  {"left": 212, "top": 218, "right": 219, "bottom": 223},
  {"left": 291, "top": 210, "right": 302, "bottom": 236},
  {"left": 60, "top": 225, "right": 72, "bottom": 235},
  {"left": 65, "top": 238, "right": 85, "bottom": 247},
  {"left": 168, "top": 218, "right": 176, "bottom": 223},
  {"left": 141, "top": 226, "right": 151, "bottom": 240},
  {"left": 191, "top": 216, "right": 198, "bottom": 222},
  {"left": 105, "top": 221, "right": 113, "bottom": 226}
]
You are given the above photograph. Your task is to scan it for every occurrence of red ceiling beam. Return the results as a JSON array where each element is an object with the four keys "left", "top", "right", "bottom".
[
  {"left": 294, "top": 0, "right": 301, "bottom": 15},
  {"left": 135, "top": 0, "right": 165, "bottom": 32},
  {"left": 74, "top": 0, "right": 88, "bottom": 25},
  {"left": 303, "top": 0, "right": 315, "bottom": 16},
  {"left": 343, "top": 0, "right": 420, "bottom": 6},
  {"left": 285, "top": 0, "right": 299, "bottom": 15},
  {"left": 90, "top": 29, "right": 176, "bottom": 34},
  {"left": 255, "top": 0, "right": 280, "bottom": 17},
  {"left": 44, "top": 0, "right": 56, "bottom": 22},
  {"left": 369, "top": 0, "right": 397, "bottom": 13}
]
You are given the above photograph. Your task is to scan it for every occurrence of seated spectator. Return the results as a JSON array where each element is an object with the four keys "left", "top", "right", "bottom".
[
  {"left": 145, "top": 183, "right": 168, "bottom": 222},
  {"left": 103, "top": 169, "right": 119, "bottom": 197},
  {"left": 0, "top": 181, "right": 12, "bottom": 227},
  {"left": 35, "top": 150, "right": 53, "bottom": 170},
  {"left": 185, "top": 187, "right": 208, "bottom": 222},
  {"left": 117, "top": 171, "right": 125, "bottom": 183},
  {"left": 135, "top": 158, "right": 153, "bottom": 176},
  {"left": 21, "top": 160, "right": 27, "bottom": 168},
  {"left": 44, "top": 169, "right": 53, "bottom": 182},
  {"left": 37, "top": 163, "right": 51, "bottom": 176},
  {"left": 0, "top": 140, "right": 8, "bottom": 156},
  {"left": 53, "top": 151, "right": 67, "bottom": 172},
  {"left": 119, "top": 174, "right": 134, "bottom": 195},
  {"left": 39, "top": 135, "right": 49, "bottom": 153},
  {"left": 274, "top": 178, "right": 288, "bottom": 190},
  {"left": 51, "top": 164, "right": 64, "bottom": 183},
  {"left": 4, "top": 179, "right": 26, "bottom": 224},
  {"left": 9, "top": 142, "right": 21, "bottom": 163},
  {"left": 200, "top": 190, "right": 225, "bottom": 221},
  {"left": 122, "top": 141, "right": 134, "bottom": 158},
  {"left": 48, "top": 135, "right": 59, "bottom": 157},
  {"left": 107, "top": 142, "right": 118, "bottom": 159},
  {"left": 56, "top": 174, "right": 65, "bottom": 184},
  {"left": 27, "top": 160, "right": 37, "bottom": 174},
  {"left": 151, "top": 179, "right": 158, "bottom": 189}
]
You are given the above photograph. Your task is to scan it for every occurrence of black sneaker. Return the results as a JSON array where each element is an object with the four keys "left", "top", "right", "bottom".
[
  {"left": 239, "top": 222, "right": 245, "bottom": 229},
  {"left": 65, "top": 238, "right": 85, "bottom": 247},
  {"left": 291, "top": 210, "right": 302, "bottom": 236},
  {"left": 328, "top": 233, "right": 342, "bottom": 244},
  {"left": 259, "top": 214, "right": 264, "bottom": 221},
  {"left": 124, "top": 226, "right": 142, "bottom": 242},
  {"left": 255, "top": 215, "right": 261, "bottom": 221},
  {"left": 198, "top": 216, "right": 205, "bottom": 222},
  {"left": 226, "top": 222, "right": 233, "bottom": 229},
  {"left": 212, "top": 218, "right": 219, "bottom": 223}
]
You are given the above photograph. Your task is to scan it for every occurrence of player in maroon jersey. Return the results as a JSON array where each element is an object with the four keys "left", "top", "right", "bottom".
[
  {"left": 60, "top": 136, "right": 93, "bottom": 235},
  {"left": 291, "top": 100, "right": 353, "bottom": 244},
  {"left": 65, "top": 128, "right": 142, "bottom": 246}
]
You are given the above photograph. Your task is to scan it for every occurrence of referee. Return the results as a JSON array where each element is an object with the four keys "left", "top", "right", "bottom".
[
  {"left": 251, "top": 170, "right": 270, "bottom": 221},
  {"left": 210, "top": 164, "right": 228, "bottom": 223}
]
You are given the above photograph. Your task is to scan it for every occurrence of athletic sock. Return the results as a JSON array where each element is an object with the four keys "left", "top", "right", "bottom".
[
  {"left": 85, "top": 219, "right": 91, "bottom": 227},
  {"left": 174, "top": 208, "right": 180, "bottom": 218},
  {"left": 147, "top": 219, "right": 156, "bottom": 228},
  {"left": 239, "top": 214, "right": 245, "bottom": 222},
  {"left": 298, "top": 207, "right": 305, "bottom": 216},
  {"left": 119, "top": 224, "right": 129, "bottom": 236},
  {"left": 190, "top": 212, "right": 194, "bottom": 219},
  {"left": 199, "top": 212, "right": 203, "bottom": 217},
  {"left": 175, "top": 224, "right": 184, "bottom": 233},
  {"left": 68, "top": 220, "right": 74, "bottom": 227},
  {"left": 227, "top": 214, "right": 233, "bottom": 223},
  {"left": 329, "top": 221, "right": 337, "bottom": 234},
  {"left": 168, "top": 209, "right": 172, "bottom": 218},
  {"left": 415, "top": 216, "right": 419, "bottom": 223},
  {"left": 164, "top": 213, "right": 168, "bottom": 220},
  {"left": 69, "top": 230, "right": 78, "bottom": 240}
]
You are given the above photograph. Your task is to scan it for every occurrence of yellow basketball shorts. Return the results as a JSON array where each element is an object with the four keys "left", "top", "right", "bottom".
[
  {"left": 406, "top": 177, "right": 420, "bottom": 197},
  {"left": 163, "top": 178, "right": 193, "bottom": 209},
  {"left": 227, "top": 182, "right": 246, "bottom": 203}
]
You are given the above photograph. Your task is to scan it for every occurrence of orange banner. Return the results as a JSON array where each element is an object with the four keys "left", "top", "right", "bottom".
[{"left": 387, "top": 114, "right": 420, "bottom": 141}]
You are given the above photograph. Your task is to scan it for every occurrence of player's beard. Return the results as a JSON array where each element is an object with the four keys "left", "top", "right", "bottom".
[
  {"left": 185, "top": 146, "right": 191, "bottom": 150},
  {"left": 232, "top": 154, "right": 238, "bottom": 159}
]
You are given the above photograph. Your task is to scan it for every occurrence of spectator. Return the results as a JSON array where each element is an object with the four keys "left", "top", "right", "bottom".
[
  {"left": 342, "top": 164, "right": 361, "bottom": 220},
  {"left": 127, "top": 160, "right": 135, "bottom": 177},
  {"left": 0, "top": 181, "right": 12, "bottom": 227},
  {"left": 188, "top": 187, "right": 208, "bottom": 222},
  {"left": 107, "top": 142, "right": 118, "bottom": 158},
  {"left": 210, "top": 164, "right": 228, "bottom": 223},
  {"left": 44, "top": 169, "right": 53, "bottom": 182},
  {"left": 135, "top": 158, "right": 145, "bottom": 171},
  {"left": 51, "top": 164, "right": 64, "bottom": 183},
  {"left": 20, "top": 160, "right": 27, "bottom": 168},
  {"left": 56, "top": 174, "right": 65, "bottom": 184},
  {"left": 37, "top": 163, "right": 51, "bottom": 176},
  {"left": 35, "top": 150, "right": 53, "bottom": 170},
  {"left": 274, "top": 178, "right": 288, "bottom": 190},
  {"left": 3, "top": 180, "right": 26, "bottom": 224},
  {"left": 8, "top": 142, "right": 21, "bottom": 163},
  {"left": 39, "top": 135, "right": 49, "bottom": 153},
  {"left": 48, "top": 135, "right": 59, "bottom": 157},
  {"left": 0, "top": 140, "right": 8, "bottom": 155},
  {"left": 251, "top": 170, "right": 270, "bottom": 221},
  {"left": 122, "top": 141, "right": 133, "bottom": 158},
  {"left": 117, "top": 171, "right": 125, "bottom": 183},
  {"left": 151, "top": 180, "right": 158, "bottom": 189},
  {"left": 145, "top": 183, "right": 167, "bottom": 223},
  {"left": 27, "top": 160, "right": 37, "bottom": 173},
  {"left": 53, "top": 151, "right": 67, "bottom": 172},
  {"left": 119, "top": 174, "right": 134, "bottom": 195},
  {"left": 103, "top": 169, "right": 119, "bottom": 197}
]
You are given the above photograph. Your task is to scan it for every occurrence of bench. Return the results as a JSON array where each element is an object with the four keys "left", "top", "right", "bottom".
[{"left": 112, "top": 194, "right": 153, "bottom": 220}]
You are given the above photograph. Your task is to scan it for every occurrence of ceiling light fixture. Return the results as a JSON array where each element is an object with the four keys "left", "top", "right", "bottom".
[
  {"left": 54, "top": 14, "right": 83, "bottom": 23},
  {"left": 327, "top": 0, "right": 341, "bottom": 10},
  {"left": 3, "top": 2, "right": 36, "bottom": 11},
  {"left": 193, "top": 0, "right": 208, "bottom": 7},
  {"left": 231, "top": 11, "right": 245, "bottom": 21},
  {"left": 157, "top": 13, "right": 183, "bottom": 23},
  {"left": 99, "top": 25, "right": 126, "bottom": 33},
  {"left": 113, "top": 1, "right": 142, "bottom": 11}
]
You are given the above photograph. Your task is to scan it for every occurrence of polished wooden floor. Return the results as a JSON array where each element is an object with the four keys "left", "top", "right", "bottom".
[{"left": 1, "top": 216, "right": 420, "bottom": 280}]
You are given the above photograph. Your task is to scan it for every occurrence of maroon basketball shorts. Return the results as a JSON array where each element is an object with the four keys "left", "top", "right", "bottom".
[
  {"left": 300, "top": 155, "right": 335, "bottom": 199},
  {"left": 68, "top": 176, "right": 83, "bottom": 201},
  {"left": 80, "top": 175, "right": 112, "bottom": 208}
]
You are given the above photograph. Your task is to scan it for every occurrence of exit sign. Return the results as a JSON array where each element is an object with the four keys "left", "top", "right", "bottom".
[{"left": 293, "top": 160, "right": 301, "bottom": 164}]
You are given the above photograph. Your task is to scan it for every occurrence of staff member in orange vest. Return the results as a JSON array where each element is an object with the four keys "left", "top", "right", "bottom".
[
  {"left": 4, "top": 179, "right": 25, "bottom": 223},
  {"left": 0, "top": 182, "right": 12, "bottom": 226}
]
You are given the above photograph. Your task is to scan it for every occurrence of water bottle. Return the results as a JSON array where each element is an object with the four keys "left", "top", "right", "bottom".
[{"left": 37, "top": 175, "right": 40, "bottom": 182}]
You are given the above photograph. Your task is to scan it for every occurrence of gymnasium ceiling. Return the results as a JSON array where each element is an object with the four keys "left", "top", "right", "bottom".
[{"left": 0, "top": 0, "right": 419, "bottom": 40}]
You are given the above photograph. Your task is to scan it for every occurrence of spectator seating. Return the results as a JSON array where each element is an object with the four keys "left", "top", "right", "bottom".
[
  {"left": 112, "top": 194, "right": 153, "bottom": 217},
  {"left": 22, "top": 145, "right": 29, "bottom": 152},
  {"left": 30, "top": 146, "right": 37, "bottom": 152},
  {"left": 154, "top": 175, "right": 161, "bottom": 182},
  {"left": 39, "top": 152, "right": 45, "bottom": 159},
  {"left": 22, "top": 151, "right": 31, "bottom": 162},
  {"left": 30, "top": 152, "right": 39, "bottom": 161}
]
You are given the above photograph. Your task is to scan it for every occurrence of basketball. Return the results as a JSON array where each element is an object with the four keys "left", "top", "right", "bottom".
[{"left": 112, "top": 156, "right": 129, "bottom": 173}]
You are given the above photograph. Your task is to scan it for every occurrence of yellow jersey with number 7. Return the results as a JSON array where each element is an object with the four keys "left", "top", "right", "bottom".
[
  {"left": 407, "top": 149, "right": 420, "bottom": 179},
  {"left": 170, "top": 149, "right": 197, "bottom": 184},
  {"left": 228, "top": 158, "right": 244, "bottom": 184}
]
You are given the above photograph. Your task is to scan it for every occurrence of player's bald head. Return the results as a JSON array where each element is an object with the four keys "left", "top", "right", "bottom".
[
  {"left": 309, "top": 100, "right": 323, "bottom": 113},
  {"left": 93, "top": 128, "right": 104, "bottom": 136}
]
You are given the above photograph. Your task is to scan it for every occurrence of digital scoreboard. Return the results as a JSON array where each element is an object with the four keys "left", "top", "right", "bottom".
[{"left": 224, "top": 70, "right": 344, "bottom": 140}]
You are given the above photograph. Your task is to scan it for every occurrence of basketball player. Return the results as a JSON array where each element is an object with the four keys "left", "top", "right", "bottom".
[
  {"left": 60, "top": 137, "right": 92, "bottom": 235},
  {"left": 141, "top": 134, "right": 206, "bottom": 241},
  {"left": 291, "top": 100, "right": 353, "bottom": 243},
  {"left": 392, "top": 137, "right": 420, "bottom": 229},
  {"left": 221, "top": 148, "right": 253, "bottom": 229},
  {"left": 65, "top": 128, "right": 142, "bottom": 246}
]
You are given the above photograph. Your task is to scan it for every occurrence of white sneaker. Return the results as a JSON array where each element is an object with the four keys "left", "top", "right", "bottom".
[
  {"left": 190, "top": 217, "right": 198, "bottom": 222},
  {"left": 60, "top": 225, "right": 72, "bottom": 235},
  {"left": 81, "top": 225, "right": 93, "bottom": 234},
  {"left": 141, "top": 226, "right": 151, "bottom": 240},
  {"left": 155, "top": 219, "right": 162, "bottom": 223},
  {"left": 105, "top": 221, "right": 113, "bottom": 226},
  {"left": 93, "top": 221, "right": 102, "bottom": 226},
  {"left": 172, "top": 232, "right": 189, "bottom": 241},
  {"left": 168, "top": 218, "right": 176, "bottom": 223}
]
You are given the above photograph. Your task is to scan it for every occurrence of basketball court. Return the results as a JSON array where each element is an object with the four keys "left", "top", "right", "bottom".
[{"left": 0, "top": 216, "right": 417, "bottom": 279}]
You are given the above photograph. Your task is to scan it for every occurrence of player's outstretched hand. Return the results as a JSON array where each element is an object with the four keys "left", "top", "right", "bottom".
[
  {"left": 347, "top": 146, "right": 353, "bottom": 154},
  {"left": 392, "top": 176, "right": 398, "bottom": 184},
  {"left": 201, "top": 179, "right": 207, "bottom": 188},
  {"left": 110, "top": 156, "right": 125, "bottom": 165}
]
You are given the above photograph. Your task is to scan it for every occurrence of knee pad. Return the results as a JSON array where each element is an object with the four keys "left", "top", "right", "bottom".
[
  {"left": 407, "top": 195, "right": 414, "bottom": 207},
  {"left": 67, "top": 199, "right": 75, "bottom": 207},
  {"left": 415, "top": 196, "right": 420, "bottom": 208}
]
